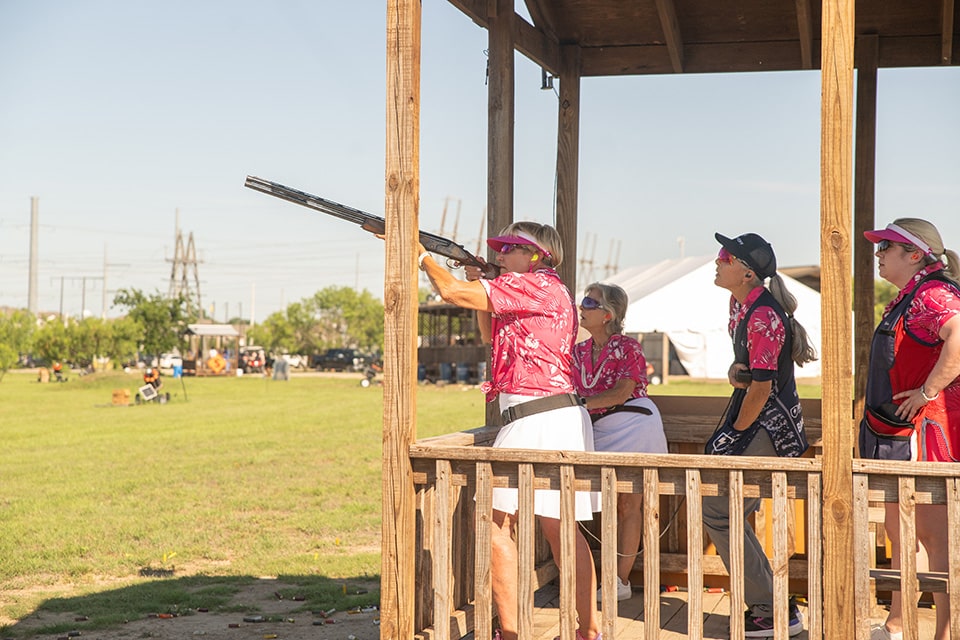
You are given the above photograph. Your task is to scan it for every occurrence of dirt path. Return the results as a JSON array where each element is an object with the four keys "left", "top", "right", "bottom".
[{"left": 8, "top": 579, "right": 381, "bottom": 640}]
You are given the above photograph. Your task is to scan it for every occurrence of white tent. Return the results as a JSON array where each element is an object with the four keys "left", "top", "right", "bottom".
[{"left": 599, "top": 256, "right": 823, "bottom": 380}]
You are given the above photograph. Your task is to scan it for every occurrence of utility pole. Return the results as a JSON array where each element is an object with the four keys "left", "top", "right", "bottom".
[
  {"left": 101, "top": 244, "right": 130, "bottom": 319},
  {"left": 28, "top": 197, "right": 39, "bottom": 314}
]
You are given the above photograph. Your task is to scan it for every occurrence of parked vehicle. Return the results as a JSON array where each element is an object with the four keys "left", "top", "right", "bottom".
[
  {"left": 158, "top": 352, "right": 183, "bottom": 371},
  {"left": 313, "top": 348, "right": 360, "bottom": 372},
  {"left": 240, "top": 346, "right": 266, "bottom": 374},
  {"left": 278, "top": 353, "right": 306, "bottom": 370}
]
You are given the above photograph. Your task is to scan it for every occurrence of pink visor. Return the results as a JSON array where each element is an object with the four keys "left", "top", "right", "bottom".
[
  {"left": 487, "top": 231, "right": 549, "bottom": 256},
  {"left": 864, "top": 223, "right": 933, "bottom": 256}
]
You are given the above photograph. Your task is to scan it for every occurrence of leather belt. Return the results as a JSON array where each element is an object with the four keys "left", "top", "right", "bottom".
[
  {"left": 590, "top": 403, "right": 653, "bottom": 424},
  {"left": 501, "top": 393, "right": 584, "bottom": 426}
]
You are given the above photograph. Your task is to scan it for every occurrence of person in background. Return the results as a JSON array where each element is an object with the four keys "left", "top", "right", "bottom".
[
  {"left": 143, "top": 367, "right": 161, "bottom": 390},
  {"left": 860, "top": 219, "right": 960, "bottom": 640},
  {"left": 422, "top": 221, "right": 601, "bottom": 640},
  {"left": 572, "top": 282, "right": 667, "bottom": 602},
  {"left": 705, "top": 232, "right": 818, "bottom": 638}
]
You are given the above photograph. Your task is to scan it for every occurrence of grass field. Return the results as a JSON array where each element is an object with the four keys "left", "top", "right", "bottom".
[{"left": 0, "top": 369, "right": 818, "bottom": 633}]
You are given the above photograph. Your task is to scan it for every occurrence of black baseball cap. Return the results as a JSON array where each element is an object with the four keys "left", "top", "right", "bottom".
[{"left": 715, "top": 232, "right": 777, "bottom": 279}]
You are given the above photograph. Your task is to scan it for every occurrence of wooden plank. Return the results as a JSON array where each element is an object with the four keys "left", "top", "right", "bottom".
[
  {"left": 806, "top": 473, "right": 823, "bottom": 640},
  {"left": 643, "top": 468, "right": 661, "bottom": 639},
  {"left": 600, "top": 467, "right": 619, "bottom": 638},
  {"left": 554, "top": 43, "right": 582, "bottom": 290},
  {"left": 819, "top": 0, "right": 856, "bottom": 637},
  {"left": 853, "top": 473, "right": 872, "bottom": 640},
  {"left": 943, "top": 0, "right": 956, "bottom": 64},
  {"left": 487, "top": 0, "right": 514, "bottom": 253},
  {"left": 654, "top": 0, "right": 685, "bottom": 72},
  {"left": 795, "top": 0, "right": 814, "bottom": 68},
  {"left": 772, "top": 472, "right": 789, "bottom": 640},
  {"left": 898, "top": 477, "right": 918, "bottom": 640},
  {"left": 729, "top": 471, "right": 745, "bottom": 640},
  {"left": 685, "top": 470, "right": 704, "bottom": 639},
  {"left": 518, "top": 463, "right": 536, "bottom": 639},
  {"left": 433, "top": 461, "right": 452, "bottom": 640},
  {"left": 853, "top": 34, "right": 878, "bottom": 421},
  {"left": 474, "top": 463, "right": 494, "bottom": 640},
  {"left": 558, "top": 465, "right": 578, "bottom": 640},
  {"left": 382, "top": 2, "right": 421, "bottom": 639},
  {"left": 870, "top": 568, "right": 949, "bottom": 592},
  {"left": 948, "top": 477, "right": 960, "bottom": 640}
]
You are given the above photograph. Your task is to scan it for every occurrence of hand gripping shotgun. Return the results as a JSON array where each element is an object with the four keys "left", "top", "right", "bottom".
[{"left": 244, "top": 176, "right": 500, "bottom": 279}]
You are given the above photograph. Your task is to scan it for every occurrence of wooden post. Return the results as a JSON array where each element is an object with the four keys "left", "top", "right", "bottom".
[
  {"left": 820, "top": 0, "right": 856, "bottom": 636},
  {"left": 382, "top": 1, "right": 421, "bottom": 638},
  {"left": 484, "top": 0, "right": 514, "bottom": 428},
  {"left": 853, "top": 34, "right": 879, "bottom": 421},
  {"left": 554, "top": 43, "right": 581, "bottom": 291}
]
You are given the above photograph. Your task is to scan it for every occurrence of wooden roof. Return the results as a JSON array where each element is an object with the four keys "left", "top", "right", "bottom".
[{"left": 449, "top": 0, "right": 957, "bottom": 75}]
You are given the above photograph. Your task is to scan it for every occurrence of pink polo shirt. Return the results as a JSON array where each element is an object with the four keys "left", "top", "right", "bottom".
[{"left": 479, "top": 268, "right": 577, "bottom": 401}]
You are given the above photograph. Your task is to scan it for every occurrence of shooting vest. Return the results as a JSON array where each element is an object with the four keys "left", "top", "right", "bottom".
[
  {"left": 860, "top": 270, "right": 960, "bottom": 462},
  {"left": 706, "top": 288, "right": 806, "bottom": 458}
]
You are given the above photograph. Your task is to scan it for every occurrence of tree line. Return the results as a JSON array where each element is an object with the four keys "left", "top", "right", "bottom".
[{"left": 0, "top": 285, "right": 384, "bottom": 382}]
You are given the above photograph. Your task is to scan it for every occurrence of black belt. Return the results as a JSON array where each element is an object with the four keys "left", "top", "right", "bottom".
[
  {"left": 501, "top": 393, "right": 584, "bottom": 425},
  {"left": 590, "top": 403, "right": 653, "bottom": 424}
]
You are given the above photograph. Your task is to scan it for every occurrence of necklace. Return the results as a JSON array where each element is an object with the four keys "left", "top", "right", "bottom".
[{"left": 580, "top": 338, "right": 610, "bottom": 390}]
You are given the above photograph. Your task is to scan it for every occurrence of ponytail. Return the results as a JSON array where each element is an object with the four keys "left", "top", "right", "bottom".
[{"left": 768, "top": 274, "right": 818, "bottom": 367}]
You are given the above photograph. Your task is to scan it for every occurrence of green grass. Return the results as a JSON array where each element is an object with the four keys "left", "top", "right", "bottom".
[{"left": 0, "top": 370, "right": 816, "bottom": 633}]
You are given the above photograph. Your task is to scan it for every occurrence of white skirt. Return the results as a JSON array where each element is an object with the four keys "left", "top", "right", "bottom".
[
  {"left": 491, "top": 393, "right": 597, "bottom": 520},
  {"left": 592, "top": 397, "right": 668, "bottom": 454}
]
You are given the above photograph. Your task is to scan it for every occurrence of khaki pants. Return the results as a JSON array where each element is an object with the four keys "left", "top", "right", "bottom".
[{"left": 701, "top": 428, "right": 777, "bottom": 615}]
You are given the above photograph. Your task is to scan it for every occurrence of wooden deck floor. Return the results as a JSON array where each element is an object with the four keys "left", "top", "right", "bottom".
[{"left": 505, "top": 584, "right": 938, "bottom": 639}]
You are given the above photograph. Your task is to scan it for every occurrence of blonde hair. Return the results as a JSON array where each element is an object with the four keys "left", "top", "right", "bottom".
[
  {"left": 585, "top": 282, "right": 628, "bottom": 334},
  {"left": 892, "top": 217, "right": 960, "bottom": 282},
  {"left": 499, "top": 221, "right": 563, "bottom": 267}
]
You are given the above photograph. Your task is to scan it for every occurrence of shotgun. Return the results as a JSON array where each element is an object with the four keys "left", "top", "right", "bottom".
[{"left": 244, "top": 176, "right": 499, "bottom": 279}]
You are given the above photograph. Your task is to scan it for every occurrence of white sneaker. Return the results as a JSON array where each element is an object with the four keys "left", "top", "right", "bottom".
[
  {"left": 870, "top": 624, "right": 902, "bottom": 640},
  {"left": 596, "top": 577, "right": 632, "bottom": 601}
]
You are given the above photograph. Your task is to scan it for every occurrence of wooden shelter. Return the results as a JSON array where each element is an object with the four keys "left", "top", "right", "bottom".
[{"left": 380, "top": 1, "right": 958, "bottom": 639}]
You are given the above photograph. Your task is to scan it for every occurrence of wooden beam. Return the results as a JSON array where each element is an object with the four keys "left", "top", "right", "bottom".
[
  {"left": 579, "top": 36, "right": 952, "bottom": 76},
  {"left": 819, "top": 0, "right": 856, "bottom": 637},
  {"left": 554, "top": 44, "right": 581, "bottom": 291},
  {"left": 654, "top": 0, "right": 685, "bottom": 73},
  {"left": 522, "top": 0, "right": 556, "bottom": 35},
  {"left": 446, "top": 0, "right": 560, "bottom": 73},
  {"left": 853, "top": 34, "right": 878, "bottom": 425},
  {"left": 795, "top": 0, "right": 814, "bottom": 69},
  {"left": 943, "top": 0, "right": 956, "bottom": 64},
  {"left": 485, "top": 0, "right": 514, "bottom": 428},
  {"left": 382, "top": 2, "right": 421, "bottom": 639}
]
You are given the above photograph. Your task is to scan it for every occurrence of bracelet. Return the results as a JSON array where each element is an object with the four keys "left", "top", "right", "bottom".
[
  {"left": 920, "top": 385, "right": 940, "bottom": 403},
  {"left": 417, "top": 252, "right": 430, "bottom": 271}
]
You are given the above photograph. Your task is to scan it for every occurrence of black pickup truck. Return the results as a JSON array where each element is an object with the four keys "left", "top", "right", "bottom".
[{"left": 313, "top": 348, "right": 360, "bottom": 372}]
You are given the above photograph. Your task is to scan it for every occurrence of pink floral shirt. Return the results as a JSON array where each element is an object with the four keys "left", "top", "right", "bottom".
[
  {"left": 479, "top": 268, "right": 578, "bottom": 401},
  {"left": 728, "top": 287, "right": 785, "bottom": 372},
  {"left": 884, "top": 263, "right": 960, "bottom": 342},
  {"left": 571, "top": 334, "right": 649, "bottom": 415}
]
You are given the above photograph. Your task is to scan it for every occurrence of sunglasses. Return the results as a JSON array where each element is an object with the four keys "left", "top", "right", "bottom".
[
  {"left": 717, "top": 247, "right": 737, "bottom": 264},
  {"left": 499, "top": 243, "right": 533, "bottom": 255},
  {"left": 876, "top": 239, "right": 915, "bottom": 252},
  {"left": 580, "top": 296, "right": 605, "bottom": 310}
]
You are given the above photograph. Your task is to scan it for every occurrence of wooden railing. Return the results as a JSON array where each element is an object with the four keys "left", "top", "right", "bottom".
[
  {"left": 852, "top": 459, "right": 960, "bottom": 640},
  {"left": 408, "top": 403, "right": 960, "bottom": 640}
]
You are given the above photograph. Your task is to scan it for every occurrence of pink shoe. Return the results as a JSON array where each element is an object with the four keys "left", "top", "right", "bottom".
[{"left": 553, "top": 633, "right": 601, "bottom": 640}]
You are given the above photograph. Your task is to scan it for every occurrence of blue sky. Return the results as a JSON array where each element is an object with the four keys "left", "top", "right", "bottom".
[{"left": 1, "top": 0, "right": 958, "bottom": 322}]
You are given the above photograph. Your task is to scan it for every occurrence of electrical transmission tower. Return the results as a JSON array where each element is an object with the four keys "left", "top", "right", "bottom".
[{"left": 167, "top": 218, "right": 203, "bottom": 316}]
